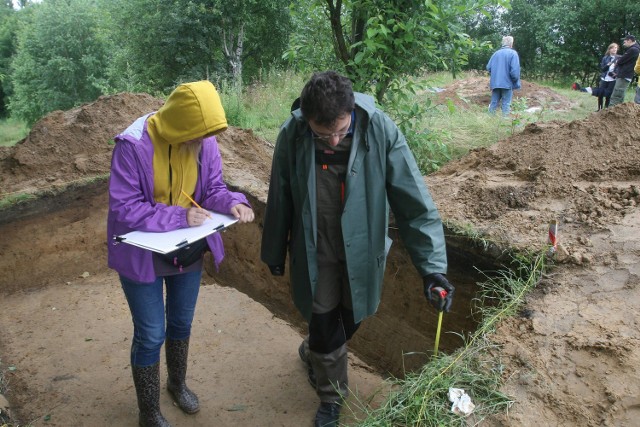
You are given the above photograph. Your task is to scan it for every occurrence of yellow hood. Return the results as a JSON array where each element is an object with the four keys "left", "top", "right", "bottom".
[{"left": 148, "top": 80, "right": 228, "bottom": 145}]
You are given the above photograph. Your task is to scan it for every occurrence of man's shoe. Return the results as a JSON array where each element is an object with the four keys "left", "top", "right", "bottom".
[
  {"left": 314, "top": 402, "right": 341, "bottom": 427},
  {"left": 298, "top": 341, "right": 317, "bottom": 389}
]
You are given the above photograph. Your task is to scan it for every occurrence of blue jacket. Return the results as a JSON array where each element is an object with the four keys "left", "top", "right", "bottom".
[{"left": 487, "top": 46, "right": 521, "bottom": 90}]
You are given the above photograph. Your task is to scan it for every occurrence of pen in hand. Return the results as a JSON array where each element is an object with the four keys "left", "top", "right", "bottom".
[{"left": 181, "top": 190, "right": 213, "bottom": 219}]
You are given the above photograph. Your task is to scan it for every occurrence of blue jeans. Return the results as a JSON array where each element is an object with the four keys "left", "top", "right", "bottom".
[
  {"left": 489, "top": 88, "right": 513, "bottom": 115},
  {"left": 120, "top": 270, "right": 202, "bottom": 366}
]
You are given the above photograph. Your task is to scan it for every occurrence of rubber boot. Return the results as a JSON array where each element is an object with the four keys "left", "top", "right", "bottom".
[
  {"left": 314, "top": 402, "right": 342, "bottom": 427},
  {"left": 131, "top": 363, "right": 172, "bottom": 427},
  {"left": 309, "top": 344, "right": 348, "bottom": 427},
  {"left": 166, "top": 338, "right": 200, "bottom": 414}
]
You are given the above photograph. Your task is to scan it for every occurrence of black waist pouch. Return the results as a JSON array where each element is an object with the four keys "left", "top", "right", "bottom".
[{"left": 159, "top": 238, "right": 209, "bottom": 269}]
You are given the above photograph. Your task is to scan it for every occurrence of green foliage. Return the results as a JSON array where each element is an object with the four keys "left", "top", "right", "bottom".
[
  {"left": 352, "top": 253, "right": 547, "bottom": 426},
  {"left": 103, "top": 0, "right": 291, "bottom": 94},
  {"left": 8, "top": 0, "right": 111, "bottom": 125},
  {"left": 305, "top": 0, "right": 507, "bottom": 104},
  {"left": 0, "top": 191, "right": 35, "bottom": 209},
  {"left": 213, "top": 0, "right": 292, "bottom": 85},
  {"left": 503, "top": 0, "right": 640, "bottom": 83},
  {"left": 283, "top": 0, "right": 341, "bottom": 73},
  {"left": 0, "top": 0, "right": 19, "bottom": 117},
  {"left": 218, "top": 68, "right": 305, "bottom": 142},
  {"left": 384, "top": 78, "right": 452, "bottom": 173},
  {"left": 508, "top": 96, "right": 529, "bottom": 134}
]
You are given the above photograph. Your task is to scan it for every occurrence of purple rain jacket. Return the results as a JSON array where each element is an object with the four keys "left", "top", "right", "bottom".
[{"left": 107, "top": 113, "right": 249, "bottom": 282}]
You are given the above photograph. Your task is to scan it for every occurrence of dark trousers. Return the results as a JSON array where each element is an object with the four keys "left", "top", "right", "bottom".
[
  {"left": 592, "top": 80, "right": 616, "bottom": 110},
  {"left": 309, "top": 305, "right": 360, "bottom": 354}
]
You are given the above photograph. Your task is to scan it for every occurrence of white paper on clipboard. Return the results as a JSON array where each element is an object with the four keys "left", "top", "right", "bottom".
[{"left": 116, "top": 211, "right": 238, "bottom": 254}]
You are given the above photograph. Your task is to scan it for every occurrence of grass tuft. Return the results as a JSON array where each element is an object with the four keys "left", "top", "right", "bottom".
[
  {"left": 0, "top": 118, "right": 29, "bottom": 147},
  {"left": 349, "top": 252, "right": 547, "bottom": 426}
]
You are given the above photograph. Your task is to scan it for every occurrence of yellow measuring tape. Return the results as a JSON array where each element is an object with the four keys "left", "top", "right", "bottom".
[{"left": 433, "top": 311, "right": 443, "bottom": 357}]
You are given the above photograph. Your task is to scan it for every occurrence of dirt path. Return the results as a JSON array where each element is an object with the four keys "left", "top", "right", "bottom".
[{"left": 0, "top": 270, "right": 382, "bottom": 426}]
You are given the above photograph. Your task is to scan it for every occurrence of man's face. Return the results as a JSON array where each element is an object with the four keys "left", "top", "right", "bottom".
[
  {"left": 308, "top": 114, "right": 352, "bottom": 147},
  {"left": 623, "top": 39, "right": 634, "bottom": 48}
]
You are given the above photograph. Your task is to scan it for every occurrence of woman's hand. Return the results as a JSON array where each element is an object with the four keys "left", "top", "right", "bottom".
[
  {"left": 230, "top": 203, "right": 255, "bottom": 223},
  {"left": 186, "top": 207, "right": 211, "bottom": 227}
]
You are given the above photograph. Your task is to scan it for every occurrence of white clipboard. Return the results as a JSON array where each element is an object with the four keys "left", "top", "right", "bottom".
[{"left": 115, "top": 211, "right": 238, "bottom": 254}]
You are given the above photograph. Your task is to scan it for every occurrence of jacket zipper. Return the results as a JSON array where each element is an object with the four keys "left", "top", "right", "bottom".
[{"left": 168, "top": 145, "right": 173, "bottom": 205}]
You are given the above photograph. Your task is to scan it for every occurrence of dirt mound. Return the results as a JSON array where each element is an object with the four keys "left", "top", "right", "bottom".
[
  {"left": 0, "top": 93, "right": 273, "bottom": 201},
  {"left": 0, "top": 93, "right": 163, "bottom": 196},
  {"left": 435, "top": 76, "right": 575, "bottom": 111},
  {"left": 428, "top": 103, "right": 640, "bottom": 260},
  {"left": 427, "top": 102, "right": 640, "bottom": 426}
]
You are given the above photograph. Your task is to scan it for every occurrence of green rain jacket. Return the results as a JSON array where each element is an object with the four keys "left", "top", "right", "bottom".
[{"left": 261, "top": 93, "right": 447, "bottom": 324}]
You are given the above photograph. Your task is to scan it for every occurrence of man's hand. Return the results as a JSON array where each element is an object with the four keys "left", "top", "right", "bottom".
[{"left": 423, "top": 273, "right": 455, "bottom": 312}]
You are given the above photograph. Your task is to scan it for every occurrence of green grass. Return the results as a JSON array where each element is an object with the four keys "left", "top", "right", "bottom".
[
  {"left": 409, "top": 71, "right": 595, "bottom": 171},
  {"left": 0, "top": 192, "right": 36, "bottom": 209},
  {"left": 222, "top": 69, "right": 307, "bottom": 142},
  {"left": 349, "top": 251, "right": 548, "bottom": 426},
  {"left": 0, "top": 117, "right": 28, "bottom": 147}
]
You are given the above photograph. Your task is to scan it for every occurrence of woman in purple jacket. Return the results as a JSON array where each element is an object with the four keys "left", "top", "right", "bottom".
[{"left": 107, "top": 81, "right": 254, "bottom": 426}]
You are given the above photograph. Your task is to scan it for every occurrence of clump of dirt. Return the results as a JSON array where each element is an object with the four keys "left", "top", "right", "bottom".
[{"left": 435, "top": 75, "right": 576, "bottom": 111}]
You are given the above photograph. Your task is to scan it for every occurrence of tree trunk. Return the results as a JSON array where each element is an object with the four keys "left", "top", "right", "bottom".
[{"left": 222, "top": 22, "right": 245, "bottom": 87}]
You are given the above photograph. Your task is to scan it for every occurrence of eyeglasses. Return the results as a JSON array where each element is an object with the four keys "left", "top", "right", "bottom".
[
  {"left": 312, "top": 131, "right": 350, "bottom": 142},
  {"left": 309, "top": 116, "right": 352, "bottom": 143}
]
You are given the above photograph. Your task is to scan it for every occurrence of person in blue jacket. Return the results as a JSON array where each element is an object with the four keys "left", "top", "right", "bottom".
[{"left": 486, "top": 36, "right": 521, "bottom": 116}]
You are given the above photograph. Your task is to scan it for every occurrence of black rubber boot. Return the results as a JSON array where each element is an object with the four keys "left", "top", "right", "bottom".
[
  {"left": 298, "top": 339, "right": 317, "bottom": 389},
  {"left": 166, "top": 338, "right": 200, "bottom": 414},
  {"left": 314, "top": 401, "right": 342, "bottom": 427},
  {"left": 131, "top": 363, "right": 172, "bottom": 427},
  {"left": 164, "top": 338, "right": 200, "bottom": 414}
]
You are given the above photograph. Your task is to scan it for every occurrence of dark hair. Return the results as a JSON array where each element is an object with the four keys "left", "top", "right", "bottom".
[{"left": 300, "top": 71, "right": 355, "bottom": 127}]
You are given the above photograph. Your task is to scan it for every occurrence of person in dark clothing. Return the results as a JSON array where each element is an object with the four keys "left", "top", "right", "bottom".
[
  {"left": 610, "top": 35, "right": 640, "bottom": 106},
  {"left": 261, "top": 71, "right": 455, "bottom": 427},
  {"left": 594, "top": 43, "right": 620, "bottom": 110}
]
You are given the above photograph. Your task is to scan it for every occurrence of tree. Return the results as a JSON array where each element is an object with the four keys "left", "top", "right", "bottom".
[
  {"left": 504, "top": 0, "right": 640, "bottom": 83},
  {"left": 284, "top": 0, "right": 341, "bottom": 73},
  {"left": 9, "top": 0, "right": 111, "bottom": 124},
  {"left": 297, "top": 0, "right": 507, "bottom": 103},
  {"left": 213, "top": 0, "right": 291, "bottom": 86},
  {"left": 0, "top": 0, "right": 17, "bottom": 117},
  {"left": 105, "top": 0, "right": 290, "bottom": 94}
]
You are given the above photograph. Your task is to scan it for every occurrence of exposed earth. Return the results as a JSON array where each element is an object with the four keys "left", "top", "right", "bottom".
[{"left": 1, "top": 77, "right": 640, "bottom": 426}]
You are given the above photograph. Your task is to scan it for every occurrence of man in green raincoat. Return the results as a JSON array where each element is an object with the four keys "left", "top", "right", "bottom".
[{"left": 261, "top": 71, "right": 454, "bottom": 427}]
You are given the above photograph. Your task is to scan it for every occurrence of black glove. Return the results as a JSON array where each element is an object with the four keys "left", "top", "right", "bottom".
[
  {"left": 268, "top": 264, "right": 285, "bottom": 276},
  {"left": 423, "top": 273, "right": 455, "bottom": 312}
]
